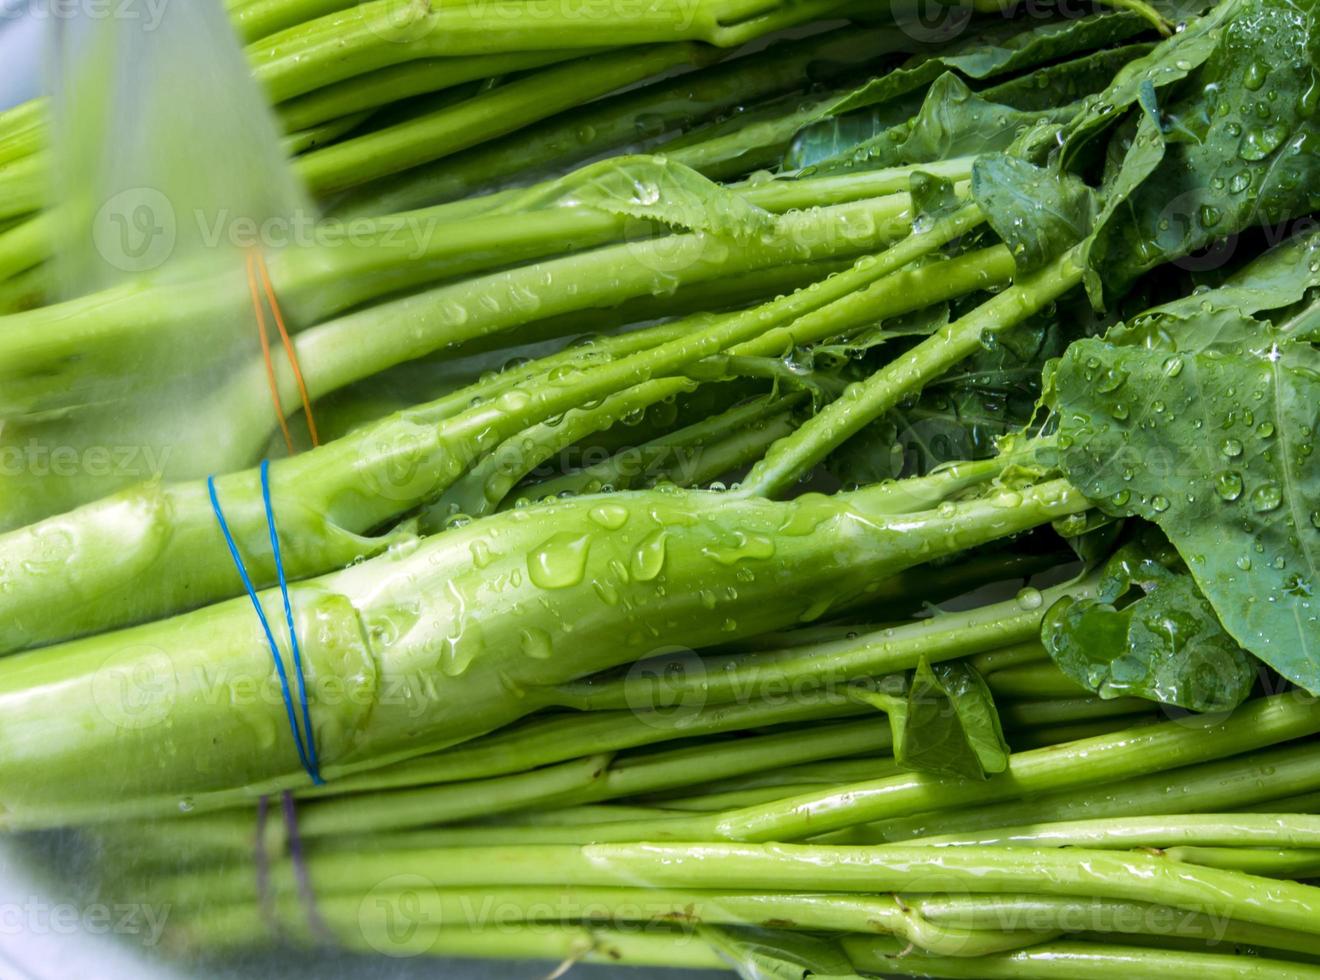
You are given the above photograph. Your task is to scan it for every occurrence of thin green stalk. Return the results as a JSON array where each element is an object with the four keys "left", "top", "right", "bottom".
[
  {"left": 712, "top": 694, "right": 1320, "bottom": 841},
  {"left": 294, "top": 719, "right": 891, "bottom": 837},
  {"left": 1239, "top": 790, "right": 1320, "bottom": 814},
  {"left": 277, "top": 50, "right": 596, "bottom": 131},
  {"left": 556, "top": 574, "right": 1094, "bottom": 711},
  {"left": 857, "top": 738, "right": 1320, "bottom": 843},
  {"left": 909, "top": 894, "right": 1320, "bottom": 958},
  {"left": 1159, "top": 846, "right": 1320, "bottom": 878},
  {"left": 971, "top": 642, "right": 1056, "bottom": 676},
  {"left": 172, "top": 887, "right": 1045, "bottom": 957},
  {"left": 984, "top": 661, "right": 1091, "bottom": 699},
  {"left": 296, "top": 45, "right": 708, "bottom": 195},
  {"left": 737, "top": 249, "right": 1087, "bottom": 498},
  {"left": 1008, "top": 716, "right": 1157, "bottom": 749},
  {"left": 644, "top": 783, "right": 845, "bottom": 811},
  {"left": 331, "top": 27, "right": 914, "bottom": 216},
  {"left": 160, "top": 840, "right": 1320, "bottom": 937},
  {"left": 248, "top": 0, "right": 857, "bottom": 102},
  {"left": 843, "top": 936, "right": 1320, "bottom": 980},
  {"left": 434, "top": 378, "right": 705, "bottom": 520},
  {"left": 903, "top": 814, "right": 1320, "bottom": 850},
  {"left": 999, "top": 696, "right": 1155, "bottom": 728},
  {"left": 340, "top": 922, "right": 725, "bottom": 969},
  {"left": 522, "top": 392, "right": 801, "bottom": 500},
  {"left": 280, "top": 109, "right": 371, "bottom": 156},
  {"left": 303, "top": 685, "right": 867, "bottom": 797},
  {"left": 643, "top": 406, "right": 799, "bottom": 489}
]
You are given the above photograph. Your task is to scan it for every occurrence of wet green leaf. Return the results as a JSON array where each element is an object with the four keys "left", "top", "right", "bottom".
[
  {"left": 858, "top": 658, "right": 1009, "bottom": 780},
  {"left": 495, "top": 154, "right": 775, "bottom": 240},
  {"left": 972, "top": 154, "right": 1098, "bottom": 273},
  {"left": 1042, "top": 541, "right": 1257, "bottom": 711},
  {"left": 1052, "top": 308, "right": 1320, "bottom": 692},
  {"left": 1081, "top": 0, "right": 1320, "bottom": 303}
]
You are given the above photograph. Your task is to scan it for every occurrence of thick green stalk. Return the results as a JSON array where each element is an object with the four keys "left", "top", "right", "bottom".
[
  {"left": 737, "top": 249, "right": 1086, "bottom": 498},
  {"left": 230, "top": 0, "right": 356, "bottom": 41},
  {"left": 0, "top": 152, "right": 42, "bottom": 222},
  {"left": 0, "top": 201, "right": 968, "bottom": 653},
  {"left": 0, "top": 209, "right": 52, "bottom": 281},
  {"left": 0, "top": 478, "right": 1085, "bottom": 827}
]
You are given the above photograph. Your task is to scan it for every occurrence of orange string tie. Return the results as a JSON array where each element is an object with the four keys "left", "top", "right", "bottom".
[{"left": 246, "top": 247, "right": 321, "bottom": 454}]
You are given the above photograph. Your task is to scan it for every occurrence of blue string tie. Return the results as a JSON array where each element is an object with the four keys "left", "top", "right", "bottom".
[{"left": 208, "top": 459, "right": 324, "bottom": 785}]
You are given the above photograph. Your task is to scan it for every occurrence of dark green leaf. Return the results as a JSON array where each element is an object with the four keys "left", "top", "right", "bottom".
[
  {"left": 935, "top": 660, "right": 1011, "bottom": 773},
  {"left": 789, "top": 11, "right": 1162, "bottom": 169},
  {"left": 835, "top": 9, "right": 1165, "bottom": 117},
  {"left": 1052, "top": 309, "right": 1320, "bottom": 693},
  {"left": 1060, "top": 0, "right": 1241, "bottom": 159},
  {"left": 909, "top": 168, "right": 960, "bottom": 221},
  {"left": 1081, "top": 0, "right": 1320, "bottom": 302},
  {"left": 972, "top": 154, "right": 1098, "bottom": 273},
  {"left": 978, "top": 43, "right": 1156, "bottom": 113},
  {"left": 832, "top": 73, "right": 1079, "bottom": 172},
  {"left": 1042, "top": 541, "right": 1257, "bottom": 711},
  {"left": 858, "top": 658, "right": 1009, "bottom": 780}
]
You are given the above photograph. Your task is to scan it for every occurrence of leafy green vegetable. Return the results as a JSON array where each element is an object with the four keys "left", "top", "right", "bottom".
[
  {"left": 972, "top": 154, "right": 1098, "bottom": 273},
  {"left": 1042, "top": 539, "right": 1257, "bottom": 711},
  {"left": 1052, "top": 306, "right": 1319, "bottom": 692},
  {"left": 1083, "top": 0, "right": 1320, "bottom": 297},
  {"left": 855, "top": 657, "right": 1010, "bottom": 780}
]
